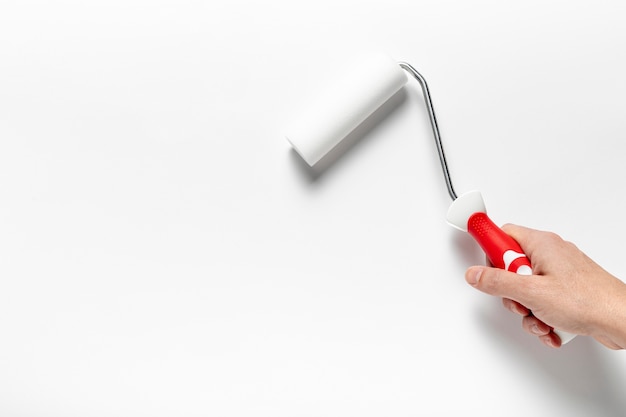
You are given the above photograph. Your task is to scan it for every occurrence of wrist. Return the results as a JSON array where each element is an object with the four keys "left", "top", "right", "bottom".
[{"left": 593, "top": 275, "right": 626, "bottom": 349}]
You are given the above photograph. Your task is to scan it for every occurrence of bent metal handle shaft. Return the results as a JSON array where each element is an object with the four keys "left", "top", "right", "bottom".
[{"left": 467, "top": 212, "right": 577, "bottom": 345}]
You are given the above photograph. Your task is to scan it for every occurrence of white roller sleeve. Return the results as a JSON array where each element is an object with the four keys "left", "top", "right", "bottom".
[{"left": 285, "top": 53, "right": 408, "bottom": 166}]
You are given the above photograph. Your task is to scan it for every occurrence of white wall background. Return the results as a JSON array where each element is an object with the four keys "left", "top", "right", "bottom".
[{"left": 1, "top": 1, "right": 626, "bottom": 416}]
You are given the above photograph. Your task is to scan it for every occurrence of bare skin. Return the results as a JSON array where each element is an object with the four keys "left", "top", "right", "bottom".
[{"left": 465, "top": 224, "right": 626, "bottom": 350}]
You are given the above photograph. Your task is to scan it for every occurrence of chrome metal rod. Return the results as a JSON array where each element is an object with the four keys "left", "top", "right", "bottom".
[{"left": 398, "top": 62, "right": 457, "bottom": 201}]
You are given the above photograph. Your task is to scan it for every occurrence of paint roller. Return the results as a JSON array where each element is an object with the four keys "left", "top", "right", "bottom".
[{"left": 284, "top": 53, "right": 576, "bottom": 345}]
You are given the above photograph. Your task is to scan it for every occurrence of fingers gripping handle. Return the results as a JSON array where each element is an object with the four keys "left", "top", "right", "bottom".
[{"left": 467, "top": 212, "right": 577, "bottom": 345}]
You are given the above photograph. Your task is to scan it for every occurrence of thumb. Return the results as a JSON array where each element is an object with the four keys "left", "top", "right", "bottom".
[{"left": 465, "top": 266, "right": 530, "bottom": 301}]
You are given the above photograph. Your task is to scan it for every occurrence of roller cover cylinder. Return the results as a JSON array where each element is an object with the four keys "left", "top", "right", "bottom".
[{"left": 285, "top": 53, "right": 408, "bottom": 166}]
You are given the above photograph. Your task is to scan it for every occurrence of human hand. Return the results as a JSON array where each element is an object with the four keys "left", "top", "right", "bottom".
[{"left": 465, "top": 224, "right": 626, "bottom": 349}]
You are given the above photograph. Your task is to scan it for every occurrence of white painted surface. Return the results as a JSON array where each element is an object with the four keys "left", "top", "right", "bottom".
[{"left": 1, "top": 1, "right": 625, "bottom": 415}]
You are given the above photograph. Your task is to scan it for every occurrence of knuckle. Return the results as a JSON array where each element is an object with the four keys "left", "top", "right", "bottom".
[{"left": 543, "top": 231, "right": 563, "bottom": 242}]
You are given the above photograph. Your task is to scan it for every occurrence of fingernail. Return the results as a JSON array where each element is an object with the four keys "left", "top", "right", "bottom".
[
  {"left": 544, "top": 338, "right": 557, "bottom": 348},
  {"left": 466, "top": 267, "right": 483, "bottom": 286}
]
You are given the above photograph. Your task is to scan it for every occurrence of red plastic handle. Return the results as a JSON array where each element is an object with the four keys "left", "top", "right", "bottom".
[
  {"left": 464, "top": 210, "right": 578, "bottom": 343},
  {"left": 467, "top": 212, "right": 531, "bottom": 273}
]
